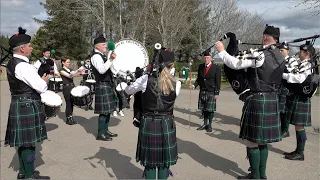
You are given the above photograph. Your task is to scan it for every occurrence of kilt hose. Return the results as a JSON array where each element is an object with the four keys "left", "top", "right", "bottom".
[
  {"left": 198, "top": 90, "right": 216, "bottom": 112},
  {"left": 239, "top": 92, "right": 282, "bottom": 144},
  {"left": 136, "top": 115, "right": 178, "bottom": 168},
  {"left": 94, "top": 82, "right": 116, "bottom": 115},
  {"left": 286, "top": 94, "right": 311, "bottom": 127},
  {"left": 5, "top": 97, "right": 47, "bottom": 147}
]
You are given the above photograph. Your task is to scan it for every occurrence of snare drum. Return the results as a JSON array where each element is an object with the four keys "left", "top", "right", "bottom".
[
  {"left": 41, "top": 90, "right": 62, "bottom": 119},
  {"left": 71, "top": 86, "right": 93, "bottom": 107},
  {"left": 85, "top": 79, "right": 96, "bottom": 93},
  {"left": 48, "top": 77, "right": 63, "bottom": 92}
]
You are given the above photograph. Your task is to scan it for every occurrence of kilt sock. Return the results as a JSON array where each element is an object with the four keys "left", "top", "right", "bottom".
[
  {"left": 296, "top": 130, "right": 307, "bottom": 154},
  {"left": 208, "top": 112, "right": 215, "bottom": 125},
  {"left": 18, "top": 148, "right": 25, "bottom": 175},
  {"left": 247, "top": 147, "right": 260, "bottom": 179},
  {"left": 158, "top": 167, "right": 169, "bottom": 179},
  {"left": 203, "top": 111, "right": 209, "bottom": 125},
  {"left": 20, "top": 147, "right": 35, "bottom": 178},
  {"left": 105, "top": 113, "right": 111, "bottom": 131},
  {"left": 98, "top": 114, "right": 107, "bottom": 136},
  {"left": 259, "top": 145, "right": 268, "bottom": 178},
  {"left": 145, "top": 166, "right": 156, "bottom": 179}
]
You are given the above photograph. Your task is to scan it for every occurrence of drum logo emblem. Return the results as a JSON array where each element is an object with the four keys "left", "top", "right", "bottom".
[
  {"left": 232, "top": 80, "right": 240, "bottom": 90},
  {"left": 303, "top": 86, "right": 311, "bottom": 94}
]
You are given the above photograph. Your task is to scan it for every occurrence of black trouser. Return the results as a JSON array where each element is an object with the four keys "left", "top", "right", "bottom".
[
  {"left": 63, "top": 84, "right": 74, "bottom": 117},
  {"left": 116, "top": 91, "right": 123, "bottom": 110}
]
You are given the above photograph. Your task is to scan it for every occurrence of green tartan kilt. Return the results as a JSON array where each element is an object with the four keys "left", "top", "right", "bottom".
[
  {"left": 136, "top": 115, "right": 178, "bottom": 168},
  {"left": 198, "top": 90, "right": 216, "bottom": 112},
  {"left": 239, "top": 93, "right": 282, "bottom": 144},
  {"left": 278, "top": 86, "right": 289, "bottom": 113},
  {"left": 5, "top": 97, "right": 47, "bottom": 147},
  {"left": 94, "top": 82, "right": 116, "bottom": 115},
  {"left": 286, "top": 94, "right": 311, "bottom": 127}
]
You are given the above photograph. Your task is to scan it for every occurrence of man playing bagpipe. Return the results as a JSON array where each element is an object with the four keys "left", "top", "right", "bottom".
[
  {"left": 282, "top": 43, "right": 315, "bottom": 161},
  {"left": 190, "top": 50, "right": 221, "bottom": 133},
  {"left": 5, "top": 27, "right": 50, "bottom": 179},
  {"left": 91, "top": 35, "right": 118, "bottom": 141},
  {"left": 278, "top": 43, "right": 299, "bottom": 138},
  {"left": 216, "top": 25, "right": 286, "bottom": 179},
  {"left": 33, "top": 48, "right": 55, "bottom": 77}
]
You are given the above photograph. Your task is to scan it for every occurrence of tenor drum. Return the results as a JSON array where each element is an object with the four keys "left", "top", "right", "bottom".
[
  {"left": 41, "top": 90, "right": 62, "bottom": 119},
  {"left": 71, "top": 86, "right": 93, "bottom": 106},
  {"left": 48, "top": 77, "right": 63, "bottom": 92},
  {"left": 108, "top": 39, "right": 149, "bottom": 78}
]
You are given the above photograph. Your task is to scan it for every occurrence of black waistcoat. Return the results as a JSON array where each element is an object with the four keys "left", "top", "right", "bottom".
[
  {"left": 91, "top": 52, "right": 113, "bottom": 83},
  {"left": 246, "top": 49, "right": 285, "bottom": 92},
  {"left": 60, "top": 68, "right": 74, "bottom": 85},
  {"left": 7, "top": 57, "right": 40, "bottom": 99},
  {"left": 142, "top": 75, "right": 176, "bottom": 115}
]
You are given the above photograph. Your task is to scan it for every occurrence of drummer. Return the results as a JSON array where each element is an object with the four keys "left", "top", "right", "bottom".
[
  {"left": 83, "top": 56, "right": 95, "bottom": 110},
  {"left": 60, "top": 57, "right": 84, "bottom": 125}
]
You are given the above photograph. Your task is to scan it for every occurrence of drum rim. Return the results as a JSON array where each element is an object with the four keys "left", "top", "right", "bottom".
[
  {"left": 41, "top": 90, "right": 63, "bottom": 107},
  {"left": 71, "top": 85, "right": 90, "bottom": 97},
  {"left": 49, "top": 77, "right": 63, "bottom": 81}
]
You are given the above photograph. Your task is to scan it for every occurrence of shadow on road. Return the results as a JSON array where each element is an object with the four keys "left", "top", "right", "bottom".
[
  {"left": 84, "top": 147, "right": 142, "bottom": 179},
  {"left": 177, "top": 138, "right": 247, "bottom": 178}
]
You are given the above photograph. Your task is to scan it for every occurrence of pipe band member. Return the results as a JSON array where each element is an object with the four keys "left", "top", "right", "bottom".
[
  {"left": 5, "top": 27, "right": 50, "bottom": 179},
  {"left": 282, "top": 43, "right": 315, "bottom": 161},
  {"left": 216, "top": 25, "right": 285, "bottom": 179},
  {"left": 91, "top": 35, "right": 118, "bottom": 141},
  {"left": 125, "top": 49, "right": 181, "bottom": 180},
  {"left": 278, "top": 43, "right": 298, "bottom": 138},
  {"left": 191, "top": 49, "right": 221, "bottom": 132}
]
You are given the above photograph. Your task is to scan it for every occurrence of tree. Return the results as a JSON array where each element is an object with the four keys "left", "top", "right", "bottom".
[{"left": 295, "top": 0, "right": 320, "bottom": 16}]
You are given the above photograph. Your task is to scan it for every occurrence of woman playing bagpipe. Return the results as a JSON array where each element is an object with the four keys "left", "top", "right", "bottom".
[
  {"left": 60, "top": 57, "right": 84, "bottom": 125},
  {"left": 124, "top": 45, "right": 181, "bottom": 179},
  {"left": 216, "top": 25, "right": 286, "bottom": 179},
  {"left": 282, "top": 43, "right": 316, "bottom": 161},
  {"left": 278, "top": 43, "right": 299, "bottom": 138}
]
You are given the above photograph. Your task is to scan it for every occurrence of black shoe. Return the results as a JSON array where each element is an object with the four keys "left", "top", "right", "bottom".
[
  {"left": 197, "top": 124, "right": 207, "bottom": 131},
  {"left": 282, "top": 131, "right": 290, "bottom": 138},
  {"left": 17, "top": 170, "right": 40, "bottom": 179},
  {"left": 96, "top": 134, "right": 112, "bottom": 141},
  {"left": 70, "top": 116, "right": 77, "bottom": 124},
  {"left": 26, "top": 171, "right": 50, "bottom": 179},
  {"left": 283, "top": 150, "right": 296, "bottom": 156},
  {"left": 206, "top": 124, "right": 212, "bottom": 132},
  {"left": 106, "top": 130, "right": 118, "bottom": 137},
  {"left": 238, "top": 173, "right": 254, "bottom": 179},
  {"left": 66, "top": 117, "right": 73, "bottom": 125},
  {"left": 133, "top": 119, "right": 140, "bottom": 128},
  {"left": 285, "top": 152, "right": 304, "bottom": 161},
  {"left": 88, "top": 106, "right": 94, "bottom": 110}
]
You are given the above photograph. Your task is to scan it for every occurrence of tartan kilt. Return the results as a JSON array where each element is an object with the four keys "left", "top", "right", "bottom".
[
  {"left": 198, "top": 90, "right": 216, "bottom": 112},
  {"left": 94, "top": 82, "right": 116, "bottom": 115},
  {"left": 136, "top": 115, "right": 178, "bottom": 168},
  {"left": 278, "top": 86, "right": 289, "bottom": 113},
  {"left": 286, "top": 94, "right": 311, "bottom": 127},
  {"left": 5, "top": 98, "right": 47, "bottom": 147},
  {"left": 239, "top": 93, "right": 281, "bottom": 144}
]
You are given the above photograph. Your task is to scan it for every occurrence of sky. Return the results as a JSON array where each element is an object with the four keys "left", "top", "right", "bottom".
[{"left": 0, "top": 0, "right": 319, "bottom": 46}]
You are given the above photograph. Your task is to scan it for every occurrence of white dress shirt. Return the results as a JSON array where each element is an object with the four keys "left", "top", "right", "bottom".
[
  {"left": 91, "top": 49, "right": 113, "bottom": 74},
  {"left": 14, "top": 54, "right": 48, "bottom": 94},
  {"left": 218, "top": 50, "right": 265, "bottom": 70},
  {"left": 282, "top": 59, "right": 312, "bottom": 83},
  {"left": 170, "top": 67, "right": 175, "bottom": 76},
  {"left": 125, "top": 74, "right": 181, "bottom": 96}
]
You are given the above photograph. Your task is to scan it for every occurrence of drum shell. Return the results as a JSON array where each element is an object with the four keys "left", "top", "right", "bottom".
[
  {"left": 72, "top": 94, "right": 93, "bottom": 107},
  {"left": 49, "top": 80, "right": 63, "bottom": 92},
  {"left": 44, "top": 105, "right": 60, "bottom": 118},
  {"left": 85, "top": 82, "right": 96, "bottom": 93}
]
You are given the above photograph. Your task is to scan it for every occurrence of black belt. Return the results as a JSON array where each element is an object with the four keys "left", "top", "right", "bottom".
[
  {"left": 142, "top": 111, "right": 173, "bottom": 117},
  {"left": 12, "top": 96, "right": 40, "bottom": 100},
  {"left": 63, "top": 83, "right": 75, "bottom": 87}
]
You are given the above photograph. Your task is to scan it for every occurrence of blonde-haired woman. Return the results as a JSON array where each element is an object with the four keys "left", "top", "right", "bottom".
[{"left": 125, "top": 49, "right": 181, "bottom": 179}]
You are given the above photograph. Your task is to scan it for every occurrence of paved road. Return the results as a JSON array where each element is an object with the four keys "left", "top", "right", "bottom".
[{"left": 1, "top": 78, "right": 319, "bottom": 179}]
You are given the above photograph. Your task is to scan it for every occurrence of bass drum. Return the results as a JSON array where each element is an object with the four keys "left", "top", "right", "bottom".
[{"left": 108, "top": 39, "right": 149, "bottom": 78}]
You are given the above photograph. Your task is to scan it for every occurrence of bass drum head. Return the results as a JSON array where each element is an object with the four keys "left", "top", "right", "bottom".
[{"left": 109, "top": 39, "right": 148, "bottom": 77}]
